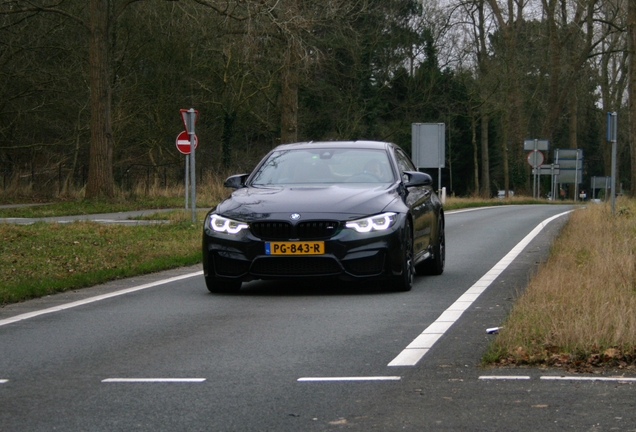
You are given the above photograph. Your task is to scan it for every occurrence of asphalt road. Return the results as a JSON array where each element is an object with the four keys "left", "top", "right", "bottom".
[{"left": 2, "top": 204, "right": 634, "bottom": 431}]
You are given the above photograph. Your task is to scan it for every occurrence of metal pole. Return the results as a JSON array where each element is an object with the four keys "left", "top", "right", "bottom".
[
  {"left": 608, "top": 112, "right": 617, "bottom": 214},
  {"left": 551, "top": 165, "right": 555, "bottom": 201},
  {"left": 555, "top": 150, "right": 560, "bottom": 202},
  {"left": 574, "top": 151, "right": 579, "bottom": 202},
  {"left": 185, "top": 155, "right": 189, "bottom": 210},
  {"left": 189, "top": 108, "right": 196, "bottom": 223},
  {"left": 611, "top": 141, "right": 617, "bottom": 214}
]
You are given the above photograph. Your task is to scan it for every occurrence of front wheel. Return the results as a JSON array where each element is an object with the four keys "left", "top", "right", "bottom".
[
  {"left": 205, "top": 275, "right": 242, "bottom": 294},
  {"left": 390, "top": 219, "right": 414, "bottom": 292}
]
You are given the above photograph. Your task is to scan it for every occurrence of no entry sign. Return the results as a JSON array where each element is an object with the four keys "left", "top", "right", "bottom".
[
  {"left": 526, "top": 150, "right": 544, "bottom": 168},
  {"left": 175, "top": 130, "right": 198, "bottom": 154}
]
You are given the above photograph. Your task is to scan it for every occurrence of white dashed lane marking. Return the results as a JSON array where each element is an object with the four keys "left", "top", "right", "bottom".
[
  {"left": 102, "top": 378, "right": 206, "bottom": 383},
  {"left": 298, "top": 376, "right": 401, "bottom": 382}
]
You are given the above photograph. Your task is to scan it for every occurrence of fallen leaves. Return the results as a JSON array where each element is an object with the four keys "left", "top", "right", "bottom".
[{"left": 494, "top": 345, "right": 636, "bottom": 373}]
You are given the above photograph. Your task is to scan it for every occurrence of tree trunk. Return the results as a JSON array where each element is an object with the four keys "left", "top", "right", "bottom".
[
  {"left": 472, "top": 116, "right": 480, "bottom": 196},
  {"left": 85, "top": 0, "right": 114, "bottom": 199},
  {"left": 477, "top": 0, "right": 491, "bottom": 198},
  {"left": 502, "top": 115, "right": 510, "bottom": 198},
  {"left": 480, "top": 111, "right": 490, "bottom": 197},
  {"left": 629, "top": 0, "right": 636, "bottom": 196},
  {"left": 568, "top": 90, "right": 577, "bottom": 150},
  {"left": 280, "top": 39, "right": 299, "bottom": 144},
  {"left": 222, "top": 110, "right": 236, "bottom": 168},
  {"left": 279, "top": 0, "right": 300, "bottom": 144}
]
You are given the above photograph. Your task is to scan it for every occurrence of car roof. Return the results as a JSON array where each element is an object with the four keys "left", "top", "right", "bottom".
[{"left": 273, "top": 140, "right": 392, "bottom": 151}]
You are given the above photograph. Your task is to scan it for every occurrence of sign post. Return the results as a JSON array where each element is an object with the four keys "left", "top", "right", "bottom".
[
  {"left": 412, "top": 123, "right": 445, "bottom": 193},
  {"left": 524, "top": 139, "right": 549, "bottom": 199},
  {"left": 606, "top": 112, "right": 617, "bottom": 214},
  {"left": 532, "top": 164, "right": 560, "bottom": 199},
  {"left": 185, "top": 156, "right": 188, "bottom": 210},
  {"left": 591, "top": 176, "right": 611, "bottom": 201},
  {"left": 176, "top": 131, "right": 198, "bottom": 210},
  {"left": 554, "top": 148, "right": 583, "bottom": 201},
  {"left": 180, "top": 108, "right": 199, "bottom": 223}
]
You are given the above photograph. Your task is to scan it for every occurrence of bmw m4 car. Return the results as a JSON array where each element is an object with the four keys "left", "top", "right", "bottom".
[{"left": 202, "top": 140, "right": 445, "bottom": 293}]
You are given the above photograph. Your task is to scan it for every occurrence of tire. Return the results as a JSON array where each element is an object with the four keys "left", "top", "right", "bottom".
[
  {"left": 416, "top": 217, "right": 445, "bottom": 276},
  {"left": 391, "top": 219, "right": 414, "bottom": 292},
  {"left": 205, "top": 275, "right": 242, "bottom": 294}
]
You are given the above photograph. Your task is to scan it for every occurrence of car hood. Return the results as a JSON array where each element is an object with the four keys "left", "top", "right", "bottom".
[{"left": 216, "top": 184, "right": 400, "bottom": 221}]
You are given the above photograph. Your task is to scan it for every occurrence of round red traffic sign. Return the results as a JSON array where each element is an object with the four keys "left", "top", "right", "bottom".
[
  {"left": 176, "top": 131, "right": 198, "bottom": 154},
  {"left": 526, "top": 150, "right": 544, "bottom": 168}
]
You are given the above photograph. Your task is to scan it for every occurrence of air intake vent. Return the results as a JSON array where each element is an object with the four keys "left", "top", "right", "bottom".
[
  {"left": 250, "top": 222, "right": 292, "bottom": 240},
  {"left": 250, "top": 221, "right": 340, "bottom": 240},
  {"left": 297, "top": 221, "right": 339, "bottom": 240},
  {"left": 251, "top": 256, "right": 342, "bottom": 276}
]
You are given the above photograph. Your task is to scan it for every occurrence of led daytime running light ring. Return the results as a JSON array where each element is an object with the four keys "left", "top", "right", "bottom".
[
  {"left": 210, "top": 215, "right": 249, "bottom": 234},
  {"left": 346, "top": 212, "right": 397, "bottom": 233}
]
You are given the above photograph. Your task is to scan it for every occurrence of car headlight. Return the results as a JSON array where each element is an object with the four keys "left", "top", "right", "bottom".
[
  {"left": 345, "top": 212, "right": 397, "bottom": 233},
  {"left": 208, "top": 214, "right": 249, "bottom": 234}
]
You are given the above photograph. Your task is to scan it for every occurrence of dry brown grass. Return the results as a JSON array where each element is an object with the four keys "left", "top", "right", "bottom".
[
  {"left": 444, "top": 195, "right": 575, "bottom": 211},
  {"left": 488, "top": 197, "right": 636, "bottom": 370},
  {"left": 1, "top": 170, "right": 231, "bottom": 208}
]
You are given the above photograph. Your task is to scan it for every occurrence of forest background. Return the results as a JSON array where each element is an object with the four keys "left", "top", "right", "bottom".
[{"left": 1, "top": 0, "right": 635, "bottom": 201}]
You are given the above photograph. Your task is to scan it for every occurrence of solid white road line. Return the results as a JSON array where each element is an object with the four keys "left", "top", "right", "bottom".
[
  {"left": 0, "top": 379, "right": 8, "bottom": 384},
  {"left": 0, "top": 271, "right": 203, "bottom": 327},
  {"left": 102, "top": 378, "right": 206, "bottom": 383},
  {"left": 298, "top": 376, "right": 401, "bottom": 382},
  {"left": 388, "top": 210, "right": 573, "bottom": 367}
]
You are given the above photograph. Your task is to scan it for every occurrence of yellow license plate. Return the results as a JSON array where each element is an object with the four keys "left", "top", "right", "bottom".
[{"left": 265, "top": 241, "right": 324, "bottom": 255}]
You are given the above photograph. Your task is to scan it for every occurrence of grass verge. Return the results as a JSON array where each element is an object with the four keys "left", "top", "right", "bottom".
[
  {"left": 443, "top": 196, "right": 575, "bottom": 211},
  {"left": 0, "top": 197, "right": 211, "bottom": 218},
  {"left": 0, "top": 220, "right": 202, "bottom": 305},
  {"left": 484, "top": 197, "right": 636, "bottom": 371}
]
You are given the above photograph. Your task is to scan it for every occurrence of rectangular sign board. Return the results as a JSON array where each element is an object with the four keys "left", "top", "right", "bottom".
[
  {"left": 606, "top": 112, "right": 617, "bottom": 142},
  {"left": 557, "top": 170, "right": 582, "bottom": 184},
  {"left": 524, "top": 139, "right": 549, "bottom": 151},
  {"left": 533, "top": 166, "right": 560, "bottom": 176},
  {"left": 554, "top": 148, "right": 583, "bottom": 184},
  {"left": 591, "top": 176, "right": 611, "bottom": 189},
  {"left": 558, "top": 159, "right": 583, "bottom": 169},
  {"left": 412, "top": 123, "right": 445, "bottom": 169},
  {"left": 555, "top": 149, "right": 583, "bottom": 160}
]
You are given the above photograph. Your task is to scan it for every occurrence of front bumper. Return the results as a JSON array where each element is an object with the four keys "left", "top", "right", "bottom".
[{"left": 202, "top": 214, "right": 407, "bottom": 283}]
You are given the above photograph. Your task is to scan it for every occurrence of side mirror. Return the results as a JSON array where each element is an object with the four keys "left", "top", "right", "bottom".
[
  {"left": 403, "top": 171, "right": 432, "bottom": 188},
  {"left": 224, "top": 174, "right": 250, "bottom": 189}
]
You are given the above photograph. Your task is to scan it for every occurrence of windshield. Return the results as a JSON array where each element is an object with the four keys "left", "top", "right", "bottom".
[{"left": 250, "top": 148, "right": 395, "bottom": 186}]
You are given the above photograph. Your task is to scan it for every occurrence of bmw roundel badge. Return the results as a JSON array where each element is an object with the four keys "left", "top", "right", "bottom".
[{"left": 290, "top": 213, "right": 301, "bottom": 221}]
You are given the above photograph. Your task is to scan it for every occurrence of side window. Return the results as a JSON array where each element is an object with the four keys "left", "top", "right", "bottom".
[{"left": 394, "top": 148, "right": 415, "bottom": 182}]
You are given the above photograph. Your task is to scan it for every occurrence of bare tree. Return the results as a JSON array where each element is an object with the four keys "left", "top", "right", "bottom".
[
  {"left": 0, "top": 0, "right": 165, "bottom": 198},
  {"left": 597, "top": 0, "right": 627, "bottom": 177}
]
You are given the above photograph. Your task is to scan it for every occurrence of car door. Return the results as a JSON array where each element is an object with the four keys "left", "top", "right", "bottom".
[{"left": 394, "top": 147, "right": 433, "bottom": 258}]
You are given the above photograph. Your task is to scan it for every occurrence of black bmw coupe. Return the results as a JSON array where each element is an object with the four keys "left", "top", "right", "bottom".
[{"left": 202, "top": 140, "right": 445, "bottom": 293}]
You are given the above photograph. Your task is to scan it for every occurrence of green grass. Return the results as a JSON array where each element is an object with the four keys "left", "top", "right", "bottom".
[{"left": 0, "top": 220, "right": 202, "bottom": 304}]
